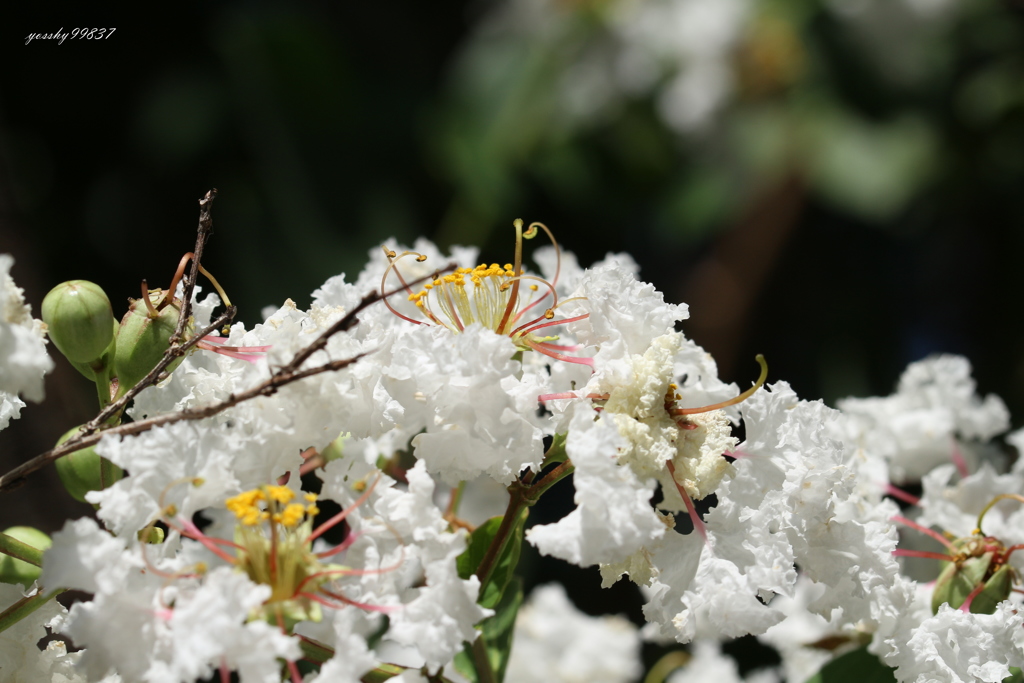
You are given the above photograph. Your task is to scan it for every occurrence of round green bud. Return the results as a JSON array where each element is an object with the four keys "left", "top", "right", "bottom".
[
  {"left": 42, "top": 280, "right": 115, "bottom": 364},
  {"left": 0, "top": 526, "right": 51, "bottom": 588},
  {"left": 114, "top": 294, "right": 188, "bottom": 391},
  {"left": 55, "top": 426, "right": 124, "bottom": 503}
]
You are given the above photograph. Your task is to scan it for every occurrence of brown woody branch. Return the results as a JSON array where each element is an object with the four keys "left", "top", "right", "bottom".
[{"left": 0, "top": 240, "right": 454, "bottom": 491}]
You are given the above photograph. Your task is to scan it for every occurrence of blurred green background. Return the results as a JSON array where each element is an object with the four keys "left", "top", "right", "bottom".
[{"left": 3, "top": 0, "right": 1024, "bottom": 674}]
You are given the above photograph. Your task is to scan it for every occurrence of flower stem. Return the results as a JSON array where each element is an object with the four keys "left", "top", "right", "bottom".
[
  {"left": 475, "top": 435, "right": 574, "bottom": 590},
  {"left": 471, "top": 633, "right": 497, "bottom": 683},
  {"left": 0, "top": 533, "right": 44, "bottom": 567},
  {"left": 0, "top": 589, "right": 58, "bottom": 634},
  {"left": 474, "top": 485, "right": 529, "bottom": 591}
]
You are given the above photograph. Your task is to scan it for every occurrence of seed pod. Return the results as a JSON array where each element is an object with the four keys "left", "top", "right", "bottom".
[
  {"left": 42, "top": 280, "right": 115, "bottom": 364},
  {"left": 932, "top": 550, "right": 1012, "bottom": 614},
  {"left": 0, "top": 526, "right": 51, "bottom": 588},
  {"left": 54, "top": 426, "right": 123, "bottom": 503},
  {"left": 113, "top": 293, "right": 187, "bottom": 392}
]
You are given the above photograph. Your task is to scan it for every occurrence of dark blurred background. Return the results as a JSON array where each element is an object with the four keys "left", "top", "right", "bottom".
[{"left": 3, "top": 0, "right": 1024, "bottom": 676}]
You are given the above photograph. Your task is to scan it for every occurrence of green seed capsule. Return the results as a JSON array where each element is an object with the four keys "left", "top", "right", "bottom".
[
  {"left": 54, "top": 426, "right": 124, "bottom": 503},
  {"left": 113, "top": 293, "right": 187, "bottom": 392},
  {"left": 0, "top": 526, "right": 51, "bottom": 588},
  {"left": 932, "top": 548, "right": 1013, "bottom": 615},
  {"left": 42, "top": 280, "right": 115, "bottom": 364}
]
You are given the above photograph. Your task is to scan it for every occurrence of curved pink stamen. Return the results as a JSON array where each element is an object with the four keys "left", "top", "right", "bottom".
[
  {"left": 308, "top": 477, "right": 380, "bottom": 543},
  {"left": 666, "top": 460, "right": 707, "bottom": 544},
  {"left": 524, "top": 339, "right": 594, "bottom": 367},
  {"left": 201, "top": 336, "right": 273, "bottom": 352},
  {"left": 519, "top": 313, "right": 589, "bottom": 337},
  {"left": 885, "top": 484, "right": 921, "bottom": 506},
  {"left": 892, "top": 515, "right": 956, "bottom": 550},
  {"left": 315, "top": 531, "right": 364, "bottom": 559},
  {"left": 893, "top": 549, "right": 953, "bottom": 561},
  {"left": 538, "top": 392, "right": 582, "bottom": 402},
  {"left": 959, "top": 581, "right": 987, "bottom": 613},
  {"left": 300, "top": 590, "right": 398, "bottom": 614}
]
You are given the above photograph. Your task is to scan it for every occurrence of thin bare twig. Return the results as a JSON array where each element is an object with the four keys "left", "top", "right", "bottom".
[
  {"left": 79, "top": 189, "right": 226, "bottom": 438},
  {"left": 0, "top": 259, "right": 455, "bottom": 492}
]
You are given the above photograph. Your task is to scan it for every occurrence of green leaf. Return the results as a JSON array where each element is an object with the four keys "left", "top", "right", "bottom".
[
  {"left": 1003, "top": 667, "right": 1023, "bottom": 683},
  {"left": 456, "top": 509, "right": 528, "bottom": 610},
  {"left": 804, "top": 646, "right": 897, "bottom": 683},
  {"left": 454, "top": 578, "right": 525, "bottom": 683}
]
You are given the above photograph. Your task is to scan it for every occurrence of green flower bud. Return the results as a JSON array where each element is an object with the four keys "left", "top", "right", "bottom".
[
  {"left": 113, "top": 293, "right": 189, "bottom": 391},
  {"left": 55, "top": 426, "right": 124, "bottom": 503},
  {"left": 0, "top": 526, "right": 50, "bottom": 588},
  {"left": 42, "top": 280, "right": 115, "bottom": 364},
  {"left": 932, "top": 548, "right": 1013, "bottom": 615}
]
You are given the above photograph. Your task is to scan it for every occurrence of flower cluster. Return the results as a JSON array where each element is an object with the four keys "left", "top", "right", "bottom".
[{"left": 0, "top": 219, "right": 1022, "bottom": 683}]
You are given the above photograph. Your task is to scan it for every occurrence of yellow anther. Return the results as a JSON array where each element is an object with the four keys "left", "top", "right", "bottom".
[
  {"left": 242, "top": 509, "right": 262, "bottom": 526},
  {"left": 279, "top": 503, "right": 307, "bottom": 528},
  {"left": 264, "top": 485, "right": 295, "bottom": 504},
  {"left": 382, "top": 246, "right": 397, "bottom": 259},
  {"left": 194, "top": 561, "right": 208, "bottom": 575},
  {"left": 529, "top": 284, "right": 538, "bottom": 291},
  {"left": 306, "top": 504, "right": 320, "bottom": 517},
  {"left": 544, "top": 309, "right": 555, "bottom": 320},
  {"left": 353, "top": 479, "right": 368, "bottom": 493},
  {"left": 164, "top": 504, "right": 178, "bottom": 517},
  {"left": 304, "top": 493, "right": 318, "bottom": 503},
  {"left": 192, "top": 477, "right": 205, "bottom": 487},
  {"left": 415, "top": 254, "right": 427, "bottom": 262}
]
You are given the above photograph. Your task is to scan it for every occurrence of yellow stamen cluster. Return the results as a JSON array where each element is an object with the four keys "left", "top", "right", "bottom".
[
  {"left": 224, "top": 486, "right": 327, "bottom": 615},
  {"left": 407, "top": 263, "right": 519, "bottom": 334},
  {"left": 226, "top": 486, "right": 319, "bottom": 529},
  {"left": 380, "top": 219, "right": 594, "bottom": 366}
]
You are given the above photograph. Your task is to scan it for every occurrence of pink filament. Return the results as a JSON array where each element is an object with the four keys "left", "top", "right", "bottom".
[
  {"left": 666, "top": 461, "right": 707, "bottom": 544},
  {"left": 893, "top": 548, "right": 953, "bottom": 561},
  {"left": 950, "top": 439, "right": 970, "bottom": 479},
  {"left": 885, "top": 484, "right": 921, "bottom": 506},
  {"left": 308, "top": 477, "right": 379, "bottom": 543},
  {"left": 891, "top": 515, "right": 956, "bottom": 550}
]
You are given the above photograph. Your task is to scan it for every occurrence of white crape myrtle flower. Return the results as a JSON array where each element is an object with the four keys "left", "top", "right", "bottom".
[
  {"left": 836, "top": 354, "right": 1009, "bottom": 483},
  {"left": 504, "top": 583, "right": 642, "bottom": 683},
  {"left": 41, "top": 518, "right": 299, "bottom": 683},
  {"left": 530, "top": 262, "right": 750, "bottom": 576},
  {"left": 774, "top": 356, "right": 1024, "bottom": 683},
  {"left": 314, "top": 223, "right": 619, "bottom": 487},
  {"left": 93, "top": 287, "right": 400, "bottom": 537},
  {"left": 636, "top": 382, "right": 916, "bottom": 646},
  {"left": 376, "top": 323, "right": 548, "bottom": 485},
  {"left": 864, "top": 482, "right": 1024, "bottom": 683},
  {"left": 0, "top": 254, "right": 53, "bottom": 428},
  {"left": 317, "top": 457, "right": 491, "bottom": 673},
  {"left": 45, "top": 450, "right": 489, "bottom": 682},
  {"left": 885, "top": 602, "right": 1024, "bottom": 683},
  {"left": 917, "top": 463, "right": 1024, "bottom": 549}
]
